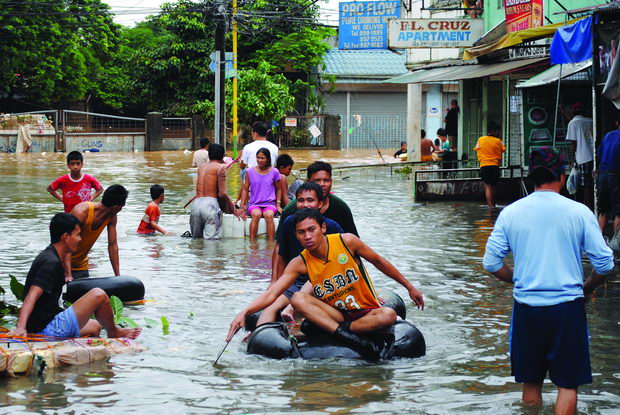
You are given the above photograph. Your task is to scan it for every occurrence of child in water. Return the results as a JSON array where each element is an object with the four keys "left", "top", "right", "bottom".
[
  {"left": 137, "top": 184, "right": 170, "bottom": 235},
  {"left": 47, "top": 151, "right": 103, "bottom": 213},
  {"left": 275, "top": 154, "right": 303, "bottom": 208},
  {"left": 240, "top": 148, "right": 281, "bottom": 240}
]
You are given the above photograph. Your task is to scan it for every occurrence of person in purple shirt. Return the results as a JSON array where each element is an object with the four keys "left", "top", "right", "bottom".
[
  {"left": 255, "top": 182, "right": 343, "bottom": 327},
  {"left": 596, "top": 112, "right": 620, "bottom": 235},
  {"left": 240, "top": 147, "right": 281, "bottom": 240}
]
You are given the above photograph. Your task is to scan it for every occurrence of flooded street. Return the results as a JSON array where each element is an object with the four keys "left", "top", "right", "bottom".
[{"left": 0, "top": 150, "right": 619, "bottom": 414}]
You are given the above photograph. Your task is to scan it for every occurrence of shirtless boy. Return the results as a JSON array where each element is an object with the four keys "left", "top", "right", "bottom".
[
  {"left": 65, "top": 184, "right": 128, "bottom": 280},
  {"left": 228, "top": 208, "right": 424, "bottom": 360},
  {"left": 191, "top": 143, "right": 245, "bottom": 239},
  {"left": 11, "top": 213, "right": 141, "bottom": 340}
]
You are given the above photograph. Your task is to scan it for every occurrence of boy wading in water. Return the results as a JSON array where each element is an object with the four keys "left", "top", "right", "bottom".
[
  {"left": 11, "top": 213, "right": 141, "bottom": 340},
  {"left": 483, "top": 147, "right": 613, "bottom": 414},
  {"left": 48, "top": 151, "right": 103, "bottom": 213},
  {"left": 191, "top": 143, "right": 245, "bottom": 239},
  {"left": 137, "top": 184, "right": 170, "bottom": 235},
  {"left": 228, "top": 208, "right": 424, "bottom": 360}
]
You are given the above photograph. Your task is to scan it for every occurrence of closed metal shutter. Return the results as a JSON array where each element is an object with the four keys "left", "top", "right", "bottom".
[{"left": 324, "top": 92, "right": 407, "bottom": 149}]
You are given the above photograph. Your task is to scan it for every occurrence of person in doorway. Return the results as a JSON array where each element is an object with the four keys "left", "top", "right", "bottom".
[
  {"left": 137, "top": 184, "right": 170, "bottom": 235},
  {"left": 483, "top": 146, "right": 613, "bottom": 414},
  {"left": 394, "top": 141, "right": 407, "bottom": 158},
  {"left": 192, "top": 138, "right": 209, "bottom": 168},
  {"left": 227, "top": 208, "right": 424, "bottom": 360},
  {"left": 567, "top": 103, "right": 594, "bottom": 210},
  {"left": 65, "top": 184, "right": 128, "bottom": 280},
  {"left": 436, "top": 128, "right": 452, "bottom": 152},
  {"left": 444, "top": 99, "right": 459, "bottom": 149},
  {"left": 596, "top": 112, "right": 620, "bottom": 239},
  {"left": 474, "top": 122, "right": 506, "bottom": 209},
  {"left": 420, "top": 129, "right": 436, "bottom": 162},
  {"left": 11, "top": 213, "right": 141, "bottom": 339},
  {"left": 191, "top": 143, "right": 245, "bottom": 239},
  {"left": 48, "top": 151, "right": 103, "bottom": 213},
  {"left": 240, "top": 148, "right": 281, "bottom": 240},
  {"left": 256, "top": 182, "right": 344, "bottom": 327}
]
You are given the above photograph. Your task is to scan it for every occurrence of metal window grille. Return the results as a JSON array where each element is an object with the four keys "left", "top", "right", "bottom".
[
  {"left": 163, "top": 118, "right": 192, "bottom": 140},
  {"left": 63, "top": 110, "right": 145, "bottom": 135}
]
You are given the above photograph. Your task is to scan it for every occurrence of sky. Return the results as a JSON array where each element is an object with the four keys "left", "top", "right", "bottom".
[{"left": 104, "top": 0, "right": 341, "bottom": 27}]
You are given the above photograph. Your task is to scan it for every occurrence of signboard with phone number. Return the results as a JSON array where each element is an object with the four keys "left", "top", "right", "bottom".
[{"left": 339, "top": 1, "right": 401, "bottom": 50}]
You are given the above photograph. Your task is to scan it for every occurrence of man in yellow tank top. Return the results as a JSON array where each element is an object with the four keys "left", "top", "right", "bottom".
[
  {"left": 63, "top": 185, "right": 128, "bottom": 280},
  {"left": 227, "top": 208, "right": 424, "bottom": 360}
]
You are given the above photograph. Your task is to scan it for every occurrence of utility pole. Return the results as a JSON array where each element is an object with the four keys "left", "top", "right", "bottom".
[
  {"left": 214, "top": 3, "right": 226, "bottom": 147},
  {"left": 232, "top": 0, "right": 238, "bottom": 157}
]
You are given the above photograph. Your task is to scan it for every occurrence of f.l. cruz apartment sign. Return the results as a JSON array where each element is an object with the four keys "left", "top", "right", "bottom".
[{"left": 388, "top": 19, "right": 484, "bottom": 48}]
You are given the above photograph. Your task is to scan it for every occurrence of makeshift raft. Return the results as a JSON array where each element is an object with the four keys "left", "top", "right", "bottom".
[{"left": 0, "top": 332, "right": 144, "bottom": 377}]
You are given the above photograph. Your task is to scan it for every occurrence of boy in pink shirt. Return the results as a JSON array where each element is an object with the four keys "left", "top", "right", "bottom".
[
  {"left": 47, "top": 151, "right": 103, "bottom": 213},
  {"left": 137, "top": 184, "right": 170, "bottom": 235}
]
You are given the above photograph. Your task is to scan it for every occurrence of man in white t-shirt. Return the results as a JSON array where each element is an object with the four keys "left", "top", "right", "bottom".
[
  {"left": 566, "top": 103, "right": 594, "bottom": 210},
  {"left": 192, "top": 138, "right": 210, "bottom": 168},
  {"left": 239, "top": 121, "right": 278, "bottom": 175}
]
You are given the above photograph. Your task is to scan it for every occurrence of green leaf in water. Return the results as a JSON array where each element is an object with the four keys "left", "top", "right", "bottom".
[
  {"left": 161, "top": 316, "right": 169, "bottom": 335},
  {"left": 188, "top": 312, "right": 194, "bottom": 319},
  {"left": 118, "top": 316, "right": 139, "bottom": 328},
  {"left": 84, "top": 372, "right": 106, "bottom": 378},
  {"left": 144, "top": 317, "right": 159, "bottom": 328},
  {"left": 110, "top": 295, "right": 123, "bottom": 324},
  {"left": 9, "top": 275, "right": 24, "bottom": 302}
]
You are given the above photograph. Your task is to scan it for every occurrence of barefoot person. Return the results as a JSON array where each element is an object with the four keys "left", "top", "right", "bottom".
[
  {"left": 11, "top": 213, "right": 141, "bottom": 340},
  {"left": 191, "top": 143, "right": 245, "bottom": 239},
  {"left": 483, "top": 147, "right": 613, "bottom": 413},
  {"left": 228, "top": 208, "right": 424, "bottom": 360},
  {"left": 65, "top": 184, "right": 128, "bottom": 280},
  {"left": 255, "top": 182, "right": 343, "bottom": 326}
]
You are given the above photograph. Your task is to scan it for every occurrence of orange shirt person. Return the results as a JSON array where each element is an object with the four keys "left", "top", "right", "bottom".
[
  {"left": 474, "top": 121, "right": 506, "bottom": 209},
  {"left": 227, "top": 208, "right": 424, "bottom": 360},
  {"left": 137, "top": 184, "right": 170, "bottom": 235}
]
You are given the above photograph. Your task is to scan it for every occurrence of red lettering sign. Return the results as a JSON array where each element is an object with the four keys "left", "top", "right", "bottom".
[{"left": 504, "top": 0, "right": 543, "bottom": 33}]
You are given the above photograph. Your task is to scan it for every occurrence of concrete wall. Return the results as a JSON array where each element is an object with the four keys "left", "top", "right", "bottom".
[
  {"left": 162, "top": 138, "right": 192, "bottom": 151},
  {"left": 0, "top": 134, "right": 55, "bottom": 153},
  {"left": 65, "top": 135, "right": 145, "bottom": 152}
]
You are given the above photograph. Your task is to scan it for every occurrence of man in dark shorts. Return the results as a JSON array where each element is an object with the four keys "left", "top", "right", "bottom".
[
  {"left": 11, "top": 213, "right": 141, "bottom": 340},
  {"left": 256, "top": 182, "right": 343, "bottom": 326},
  {"left": 483, "top": 147, "right": 613, "bottom": 413},
  {"left": 566, "top": 103, "right": 594, "bottom": 210},
  {"left": 228, "top": 209, "right": 424, "bottom": 360},
  {"left": 596, "top": 112, "right": 620, "bottom": 241},
  {"left": 474, "top": 122, "right": 506, "bottom": 209}
]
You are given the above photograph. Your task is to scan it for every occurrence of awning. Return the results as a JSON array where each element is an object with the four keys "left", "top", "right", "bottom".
[
  {"left": 384, "top": 58, "right": 547, "bottom": 84},
  {"left": 463, "top": 18, "right": 583, "bottom": 60},
  {"left": 516, "top": 59, "right": 592, "bottom": 88}
]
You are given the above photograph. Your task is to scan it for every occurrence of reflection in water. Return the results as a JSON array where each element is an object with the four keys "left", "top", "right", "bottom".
[{"left": 0, "top": 151, "right": 619, "bottom": 413}]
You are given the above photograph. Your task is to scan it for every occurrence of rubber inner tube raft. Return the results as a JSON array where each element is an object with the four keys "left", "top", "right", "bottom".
[
  {"left": 64, "top": 276, "right": 145, "bottom": 303},
  {"left": 245, "top": 291, "right": 425, "bottom": 360}
]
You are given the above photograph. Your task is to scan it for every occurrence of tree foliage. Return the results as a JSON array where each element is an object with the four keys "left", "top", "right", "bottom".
[{"left": 1, "top": 0, "right": 334, "bottom": 122}]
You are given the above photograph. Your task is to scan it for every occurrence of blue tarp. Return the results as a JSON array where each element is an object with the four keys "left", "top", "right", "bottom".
[{"left": 550, "top": 16, "right": 592, "bottom": 64}]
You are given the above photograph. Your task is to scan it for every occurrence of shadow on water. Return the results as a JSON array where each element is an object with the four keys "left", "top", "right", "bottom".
[{"left": 0, "top": 151, "right": 619, "bottom": 413}]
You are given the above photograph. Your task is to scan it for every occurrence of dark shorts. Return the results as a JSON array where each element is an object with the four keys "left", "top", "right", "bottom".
[
  {"left": 597, "top": 171, "right": 620, "bottom": 215},
  {"left": 577, "top": 161, "right": 594, "bottom": 187},
  {"left": 72, "top": 270, "right": 90, "bottom": 279},
  {"left": 342, "top": 307, "right": 378, "bottom": 322},
  {"left": 480, "top": 165, "right": 500, "bottom": 185},
  {"left": 510, "top": 299, "right": 591, "bottom": 388},
  {"left": 284, "top": 276, "right": 309, "bottom": 299}
]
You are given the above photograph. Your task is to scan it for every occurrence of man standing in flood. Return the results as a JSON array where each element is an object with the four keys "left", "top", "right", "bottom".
[
  {"left": 566, "top": 103, "right": 594, "bottom": 210},
  {"left": 191, "top": 143, "right": 245, "bottom": 239},
  {"left": 483, "top": 147, "right": 613, "bottom": 414},
  {"left": 474, "top": 122, "right": 506, "bottom": 209}
]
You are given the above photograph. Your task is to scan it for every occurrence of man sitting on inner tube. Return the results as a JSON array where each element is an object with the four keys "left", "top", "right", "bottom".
[{"left": 227, "top": 208, "right": 425, "bottom": 360}]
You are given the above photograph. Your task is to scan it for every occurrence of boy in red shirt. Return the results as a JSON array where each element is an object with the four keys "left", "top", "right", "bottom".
[
  {"left": 137, "top": 184, "right": 170, "bottom": 235},
  {"left": 47, "top": 151, "right": 103, "bottom": 213}
]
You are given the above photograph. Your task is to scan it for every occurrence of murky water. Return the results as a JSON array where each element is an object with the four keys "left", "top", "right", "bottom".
[{"left": 0, "top": 150, "right": 619, "bottom": 414}]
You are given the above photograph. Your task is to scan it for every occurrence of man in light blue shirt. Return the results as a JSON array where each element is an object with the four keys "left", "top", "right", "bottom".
[{"left": 483, "top": 147, "right": 614, "bottom": 414}]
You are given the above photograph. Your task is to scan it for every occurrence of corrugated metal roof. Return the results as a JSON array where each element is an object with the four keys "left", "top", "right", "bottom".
[{"left": 320, "top": 49, "right": 407, "bottom": 77}]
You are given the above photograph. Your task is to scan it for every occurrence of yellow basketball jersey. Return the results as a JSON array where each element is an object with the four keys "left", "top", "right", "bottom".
[
  {"left": 300, "top": 234, "right": 380, "bottom": 311},
  {"left": 71, "top": 203, "right": 111, "bottom": 271}
]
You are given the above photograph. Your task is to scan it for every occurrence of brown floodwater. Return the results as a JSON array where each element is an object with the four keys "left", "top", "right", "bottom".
[{"left": 0, "top": 150, "right": 619, "bottom": 414}]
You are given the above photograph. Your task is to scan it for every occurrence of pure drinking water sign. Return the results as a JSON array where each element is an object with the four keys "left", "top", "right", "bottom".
[{"left": 339, "top": 1, "right": 401, "bottom": 50}]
